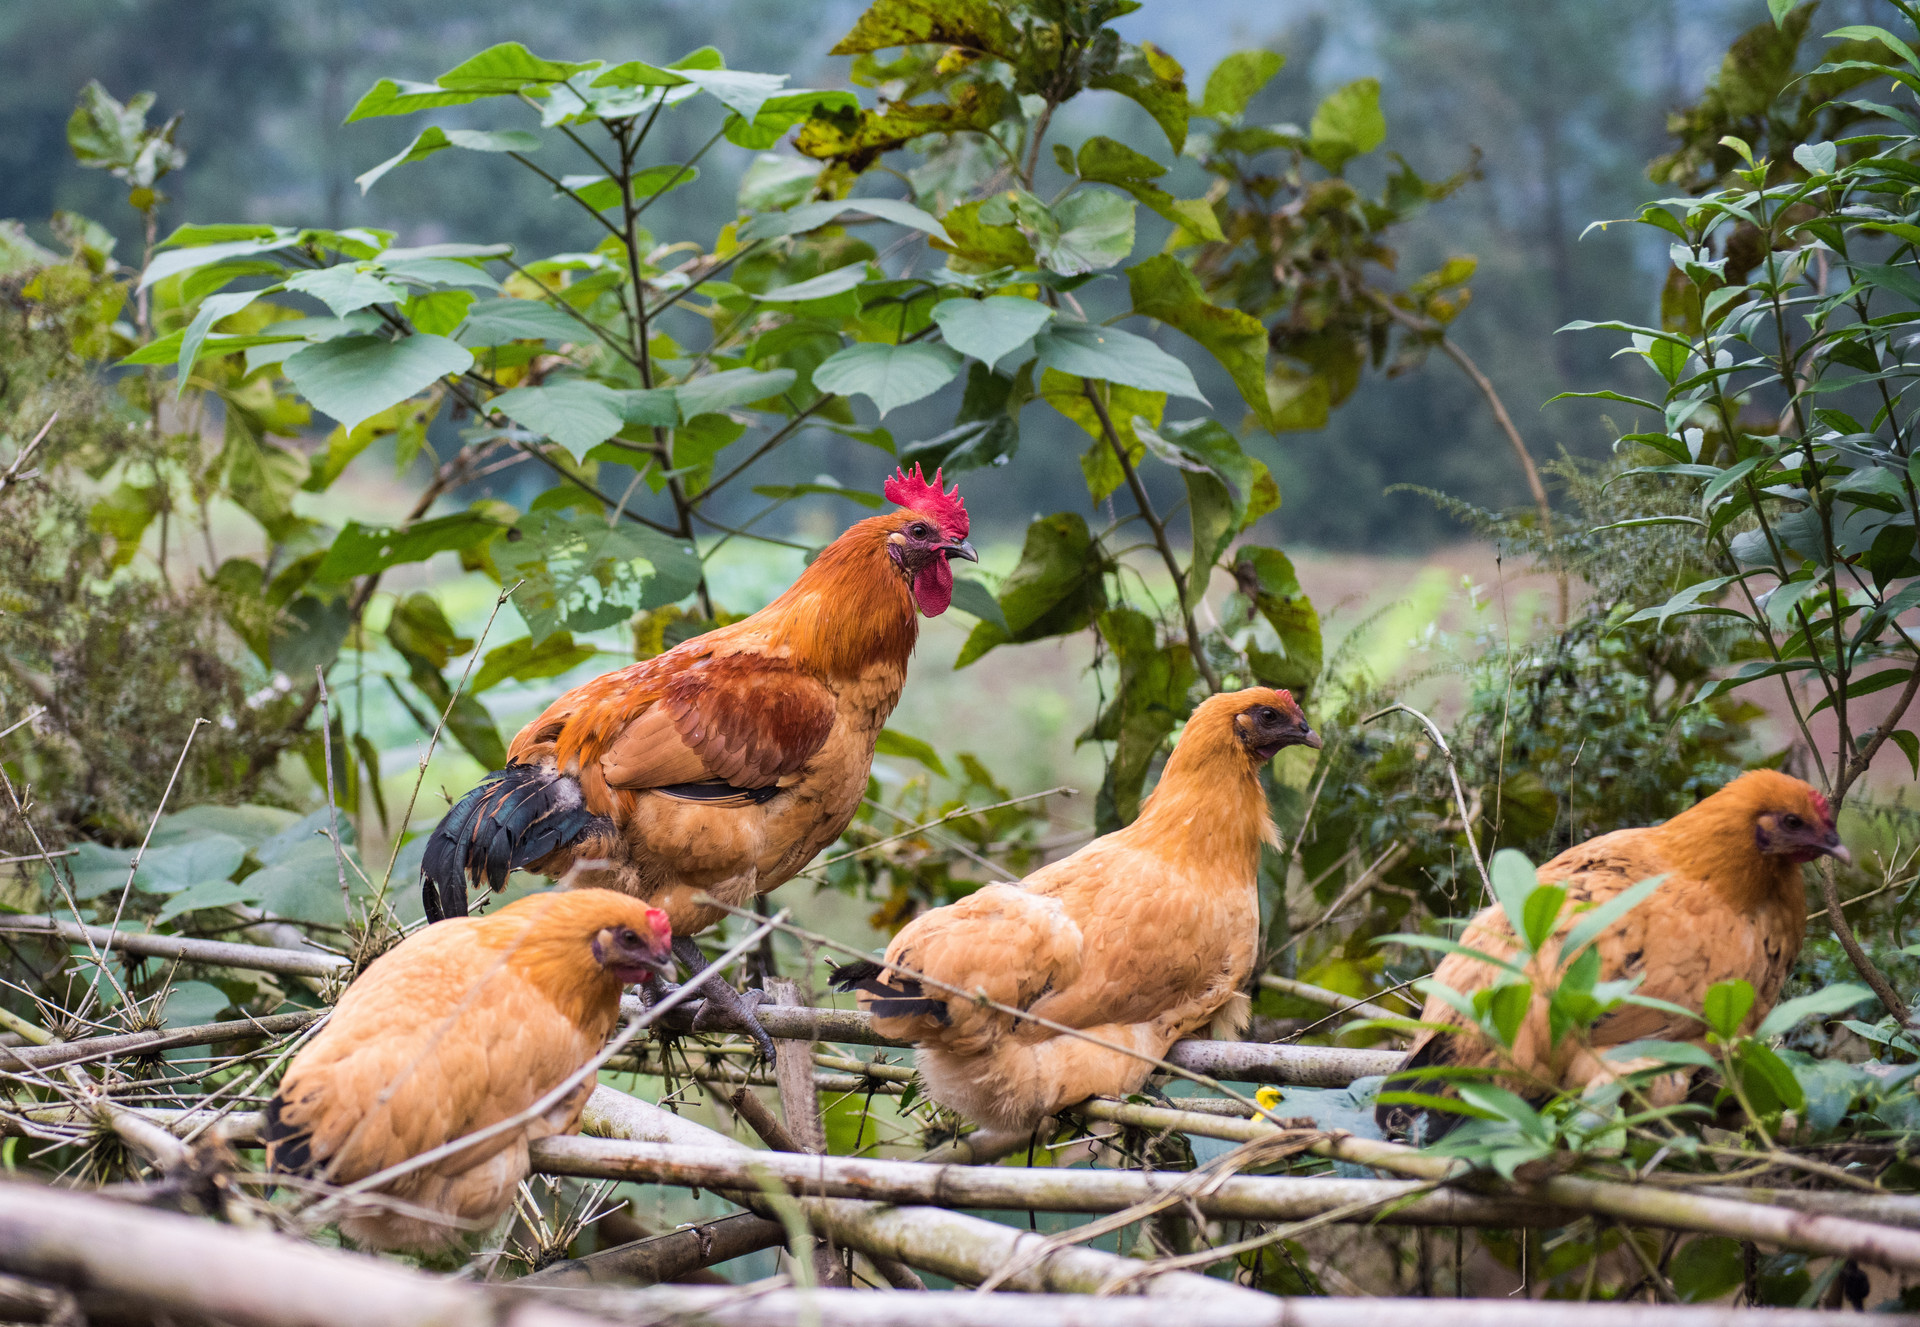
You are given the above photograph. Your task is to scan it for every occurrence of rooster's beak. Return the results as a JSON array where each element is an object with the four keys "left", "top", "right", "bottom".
[{"left": 942, "top": 539, "right": 978, "bottom": 563}]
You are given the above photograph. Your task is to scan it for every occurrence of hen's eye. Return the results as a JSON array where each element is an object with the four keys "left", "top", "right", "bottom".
[
  {"left": 1255, "top": 706, "right": 1277, "bottom": 721},
  {"left": 619, "top": 928, "right": 637, "bottom": 944},
  {"left": 1782, "top": 814, "right": 1803, "bottom": 830}
]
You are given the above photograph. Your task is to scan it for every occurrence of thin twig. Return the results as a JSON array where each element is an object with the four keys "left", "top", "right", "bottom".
[
  {"left": 1363, "top": 703, "right": 1492, "bottom": 904},
  {"left": 314, "top": 668, "right": 353, "bottom": 925}
]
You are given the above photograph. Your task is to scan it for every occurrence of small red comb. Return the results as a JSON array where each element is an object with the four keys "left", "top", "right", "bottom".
[
  {"left": 1809, "top": 789, "right": 1833, "bottom": 828},
  {"left": 884, "top": 464, "right": 968, "bottom": 540}
]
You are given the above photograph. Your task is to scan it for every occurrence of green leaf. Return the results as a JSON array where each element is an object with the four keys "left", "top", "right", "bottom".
[
  {"left": 316, "top": 512, "right": 505, "bottom": 582},
  {"left": 153, "top": 882, "right": 260, "bottom": 926},
  {"left": 434, "top": 42, "right": 600, "bottom": 93},
  {"left": 948, "top": 576, "right": 1007, "bottom": 631},
  {"left": 1128, "top": 254, "right": 1270, "bottom": 427},
  {"left": 750, "top": 480, "right": 883, "bottom": 508},
  {"left": 132, "top": 834, "right": 247, "bottom": 894},
  {"left": 469, "top": 632, "right": 598, "bottom": 695},
  {"left": 738, "top": 197, "right": 950, "bottom": 244},
  {"left": 1703, "top": 979, "right": 1757, "bottom": 1041},
  {"left": 955, "top": 513, "right": 1110, "bottom": 667},
  {"left": 1075, "top": 136, "right": 1167, "bottom": 182},
  {"left": 1603, "top": 1039, "right": 1719, "bottom": 1069},
  {"left": 1234, "top": 546, "right": 1321, "bottom": 693},
  {"left": 282, "top": 334, "right": 473, "bottom": 435},
  {"left": 283, "top": 265, "right": 404, "bottom": 317},
  {"left": 1487, "top": 981, "right": 1532, "bottom": 1048},
  {"left": 828, "top": 0, "right": 1015, "bottom": 58},
  {"left": 456, "top": 296, "right": 585, "bottom": 347},
  {"left": 1200, "top": 50, "right": 1285, "bottom": 120},
  {"left": 1309, "top": 78, "right": 1385, "bottom": 173},
  {"left": 1521, "top": 884, "right": 1567, "bottom": 953},
  {"left": 403, "top": 288, "right": 476, "bottom": 336},
  {"left": 1754, "top": 983, "right": 1873, "bottom": 1038},
  {"left": 1090, "top": 40, "right": 1190, "bottom": 154},
  {"left": 1034, "top": 324, "right": 1206, "bottom": 403},
  {"left": 813, "top": 342, "right": 962, "bottom": 417},
  {"left": 1730, "top": 1039, "right": 1805, "bottom": 1117},
  {"left": 1490, "top": 849, "right": 1540, "bottom": 951},
  {"left": 874, "top": 728, "right": 948, "bottom": 778},
  {"left": 347, "top": 80, "right": 489, "bottom": 123},
  {"left": 489, "top": 380, "right": 629, "bottom": 461},
  {"left": 271, "top": 597, "right": 353, "bottom": 676},
  {"left": 930, "top": 296, "right": 1054, "bottom": 365},
  {"left": 139, "top": 232, "right": 297, "bottom": 291},
  {"left": 159, "top": 980, "right": 234, "bottom": 1028},
  {"left": 1670, "top": 1236, "right": 1745, "bottom": 1305},
  {"left": 1037, "top": 189, "right": 1136, "bottom": 275},
  {"left": 749, "top": 265, "right": 868, "bottom": 304},
  {"left": 355, "top": 127, "right": 540, "bottom": 193},
  {"left": 495, "top": 510, "right": 704, "bottom": 644}
]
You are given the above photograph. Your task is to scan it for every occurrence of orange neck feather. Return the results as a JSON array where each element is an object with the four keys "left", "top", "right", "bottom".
[
  {"left": 758, "top": 517, "right": 918, "bottom": 678},
  {"left": 1126, "top": 715, "right": 1277, "bottom": 878}
]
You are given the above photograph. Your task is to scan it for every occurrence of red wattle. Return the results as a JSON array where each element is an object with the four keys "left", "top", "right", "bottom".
[{"left": 912, "top": 558, "right": 954, "bottom": 616}]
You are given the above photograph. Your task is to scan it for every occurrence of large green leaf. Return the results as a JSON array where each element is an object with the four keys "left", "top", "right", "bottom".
[
  {"left": 1090, "top": 40, "right": 1190, "bottom": 154},
  {"left": 434, "top": 42, "right": 600, "bottom": 93},
  {"left": 317, "top": 511, "right": 506, "bottom": 582},
  {"left": 1199, "top": 50, "right": 1286, "bottom": 120},
  {"left": 138, "top": 232, "right": 297, "bottom": 291},
  {"left": 283, "top": 265, "right": 405, "bottom": 317},
  {"left": 813, "top": 342, "right": 962, "bottom": 416},
  {"left": 1309, "top": 77, "right": 1386, "bottom": 173},
  {"left": 995, "top": 188, "right": 1136, "bottom": 276},
  {"left": 828, "top": 0, "right": 1015, "bottom": 57},
  {"left": 495, "top": 510, "right": 704, "bottom": 644},
  {"left": 489, "top": 380, "right": 629, "bottom": 461},
  {"left": 956, "top": 512, "right": 1111, "bottom": 666},
  {"left": 469, "top": 631, "right": 599, "bottom": 694},
  {"left": 930, "top": 296, "right": 1053, "bottom": 365},
  {"left": 1128, "top": 254, "right": 1270, "bottom": 426},
  {"left": 1076, "top": 137, "right": 1222, "bottom": 243},
  {"left": 1135, "top": 416, "right": 1275, "bottom": 532},
  {"left": 675, "top": 367, "right": 798, "bottom": 417},
  {"left": 282, "top": 333, "right": 473, "bottom": 434},
  {"left": 739, "top": 197, "right": 950, "bottom": 244},
  {"left": 1034, "top": 324, "right": 1206, "bottom": 403},
  {"left": 355, "top": 127, "right": 541, "bottom": 193},
  {"left": 1234, "top": 545, "right": 1321, "bottom": 694},
  {"left": 456, "top": 296, "right": 586, "bottom": 346}
]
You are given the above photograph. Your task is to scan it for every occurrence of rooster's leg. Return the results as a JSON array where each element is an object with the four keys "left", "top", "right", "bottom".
[{"left": 671, "top": 935, "right": 775, "bottom": 1061}]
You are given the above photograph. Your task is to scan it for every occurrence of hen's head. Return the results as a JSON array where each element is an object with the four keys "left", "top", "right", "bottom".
[
  {"left": 881, "top": 465, "right": 976, "bottom": 616},
  {"left": 1739, "top": 771, "right": 1849, "bottom": 864},
  {"left": 1711, "top": 770, "right": 1850, "bottom": 866},
  {"left": 506, "top": 887, "right": 675, "bottom": 986},
  {"left": 1179, "top": 686, "right": 1322, "bottom": 766}
]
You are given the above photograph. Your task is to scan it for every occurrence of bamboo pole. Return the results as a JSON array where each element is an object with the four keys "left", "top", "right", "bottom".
[
  {"left": 0, "top": 1010, "right": 321, "bottom": 1073},
  {"left": 529, "top": 1138, "right": 1580, "bottom": 1227},
  {"left": 0, "top": 917, "right": 347, "bottom": 979},
  {"left": 575, "top": 1085, "right": 1264, "bottom": 1300},
  {"left": 0, "top": 1179, "right": 603, "bottom": 1327},
  {"left": 1258, "top": 974, "right": 1404, "bottom": 1023},
  {"left": 1074, "top": 1099, "right": 1920, "bottom": 1271},
  {"left": 533, "top": 1285, "right": 1920, "bottom": 1327},
  {"left": 631, "top": 996, "right": 1402, "bottom": 1086}
]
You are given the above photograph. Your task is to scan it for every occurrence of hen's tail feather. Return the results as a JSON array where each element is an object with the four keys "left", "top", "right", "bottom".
[
  {"left": 261, "top": 1094, "right": 313, "bottom": 1178},
  {"left": 828, "top": 958, "right": 951, "bottom": 1026},
  {"left": 419, "top": 765, "right": 610, "bottom": 925},
  {"left": 1374, "top": 1035, "right": 1467, "bottom": 1143}
]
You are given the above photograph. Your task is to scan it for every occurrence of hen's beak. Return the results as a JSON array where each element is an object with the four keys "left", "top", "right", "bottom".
[
  {"left": 941, "top": 539, "right": 979, "bottom": 562},
  {"left": 1822, "top": 834, "right": 1852, "bottom": 866},
  {"left": 1295, "top": 724, "right": 1324, "bottom": 750}
]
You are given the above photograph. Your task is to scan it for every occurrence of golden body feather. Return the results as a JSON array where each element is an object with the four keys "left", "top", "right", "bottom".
[
  {"left": 1381, "top": 770, "right": 1845, "bottom": 1136},
  {"left": 265, "top": 889, "right": 669, "bottom": 1252},
  {"left": 847, "top": 689, "right": 1319, "bottom": 1142}
]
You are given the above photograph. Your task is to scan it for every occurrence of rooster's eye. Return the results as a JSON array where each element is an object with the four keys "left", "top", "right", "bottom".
[
  {"left": 911, "top": 523, "right": 930, "bottom": 539},
  {"left": 1782, "top": 814, "right": 1803, "bottom": 830}
]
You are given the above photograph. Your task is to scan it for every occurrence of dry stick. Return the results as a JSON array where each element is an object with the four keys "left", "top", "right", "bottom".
[
  {"left": 811, "top": 788, "right": 1072, "bottom": 875},
  {"left": 1363, "top": 703, "right": 1493, "bottom": 904},
  {"left": 0, "top": 1010, "right": 320, "bottom": 1074},
  {"left": 1081, "top": 380, "right": 1222, "bottom": 692},
  {"left": 535, "top": 1286, "right": 1887, "bottom": 1327},
  {"left": 0, "top": 1178, "right": 602, "bottom": 1327},
  {"left": 520, "top": 1210, "right": 787, "bottom": 1288},
  {"left": 312, "top": 668, "right": 353, "bottom": 925},
  {"left": 574, "top": 1083, "right": 1262, "bottom": 1301},
  {"left": 1276, "top": 840, "right": 1408, "bottom": 959},
  {"left": 1257, "top": 974, "right": 1404, "bottom": 1024},
  {"left": 530, "top": 1139, "right": 1585, "bottom": 1228},
  {"left": 1071, "top": 1098, "right": 1920, "bottom": 1272},
  {"left": 0, "top": 412, "right": 56, "bottom": 501},
  {"left": 0, "top": 918, "right": 347, "bottom": 979}
]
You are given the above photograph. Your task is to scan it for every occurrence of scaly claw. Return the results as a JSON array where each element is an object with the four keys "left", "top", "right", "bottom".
[{"left": 671, "top": 934, "right": 777, "bottom": 1061}]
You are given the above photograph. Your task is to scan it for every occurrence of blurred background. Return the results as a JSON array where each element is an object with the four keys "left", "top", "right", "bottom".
[{"left": 0, "top": 0, "right": 1788, "bottom": 550}]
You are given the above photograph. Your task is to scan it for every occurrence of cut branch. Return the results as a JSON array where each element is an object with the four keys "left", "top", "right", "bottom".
[
  {"left": 0, "top": 1011, "right": 321, "bottom": 1073},
  {"left": 0, "top": 917, "right": 347, "bottom": 979}
]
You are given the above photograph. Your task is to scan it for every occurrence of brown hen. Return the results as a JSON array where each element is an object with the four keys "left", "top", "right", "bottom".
[
  {"left": 264, "top": 889, "right": 671, "bottom": 1252},
  {"left": 419, "top": 466, "right": 974, "bottom": 1052},
  {"left": 833, "top": 688, "right": 1321, "bottom": 1150},
  {"left": 1377, "top": 769, "right": 1850, "bottom": 1139}
]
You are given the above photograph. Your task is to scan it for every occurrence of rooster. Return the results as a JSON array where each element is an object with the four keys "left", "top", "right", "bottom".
[
  {"left": 1377, "top": 769, "right": 1850, "bottom": 1140},
  {"left": 419, "top": 466, "right": 975, "bottom": 1054},
  {"left": 832, "top": 688, "right": 1320, "bottom": 1151},
  {"left": 263, "top": 888, "right": 672, "bottom": 1252}
]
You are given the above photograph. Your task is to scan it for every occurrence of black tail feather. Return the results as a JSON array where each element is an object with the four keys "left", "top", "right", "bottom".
[
  {"left": 829, "top": 958, "right": 949, "bottom": 1026},
  {"left": 419, "top": 765, "right": 609, "bottom": 924},
  {"left": 261, "top": 1094, "right": 313, "bottom": 1178}
]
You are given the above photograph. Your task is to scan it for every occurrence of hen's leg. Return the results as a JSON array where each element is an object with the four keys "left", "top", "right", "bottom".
[{"left": 672, "top": 934, "right": 775, "bottom": 1061}]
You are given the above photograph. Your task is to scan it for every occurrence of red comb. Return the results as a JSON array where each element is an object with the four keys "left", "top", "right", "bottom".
[
  {"left": 1809, "top": 789, "right": 1833, "bottom": 828},
  {"left": 884, "top": 464, "right": 968, "bottom": 540}
]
